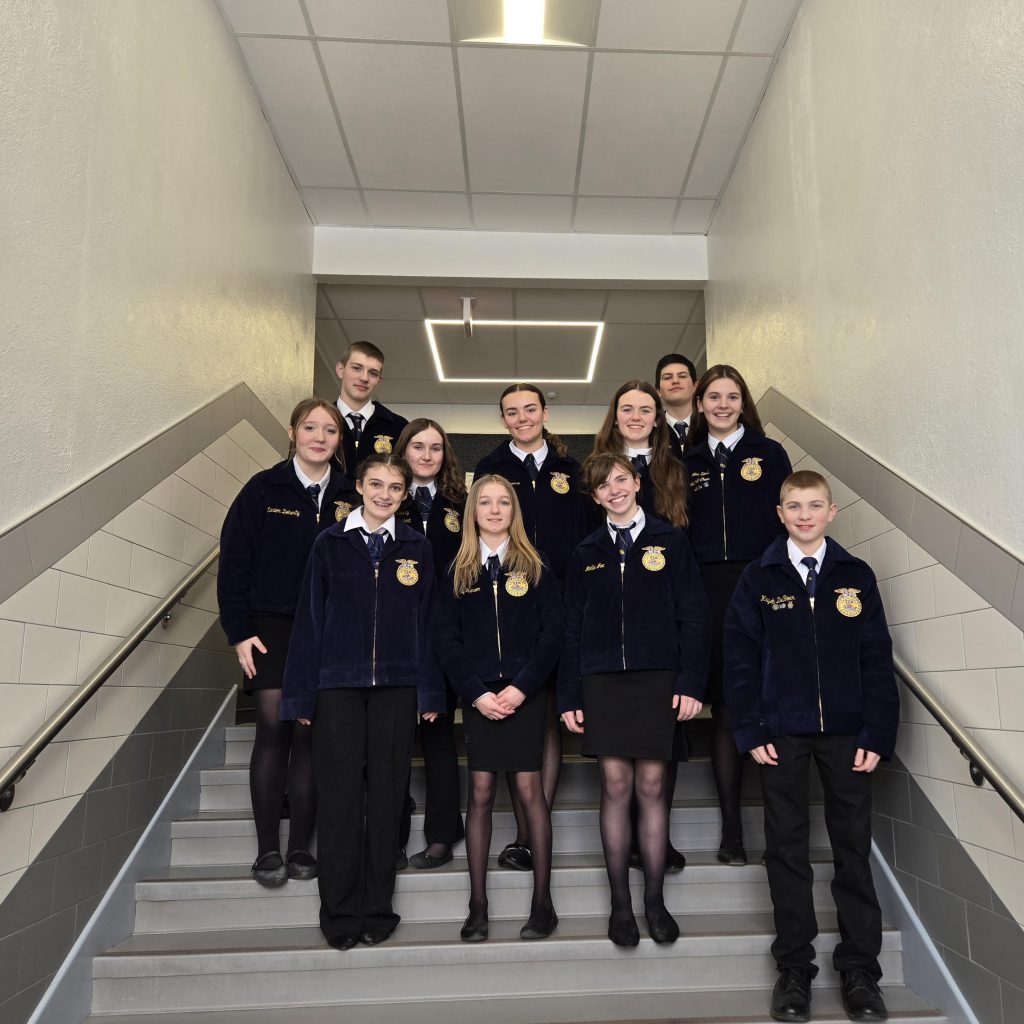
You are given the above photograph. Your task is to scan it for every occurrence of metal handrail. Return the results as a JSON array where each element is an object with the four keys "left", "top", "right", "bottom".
[
  {"left": 0, "top": 546, "right": 220, "bottom": 812},
  {"left": 895, "top": 652, "right": 1024, "bottom": 824}
]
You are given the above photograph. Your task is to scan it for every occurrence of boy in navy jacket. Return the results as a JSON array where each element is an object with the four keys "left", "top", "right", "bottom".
[{"left": 724, "top": 470, "right": 898, "bottom": 1024}]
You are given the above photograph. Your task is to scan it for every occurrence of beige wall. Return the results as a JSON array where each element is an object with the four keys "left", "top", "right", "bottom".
[
  {"left": 705, "top": 0, "right": 1024, "bottom": 558},
  {"left": 0, "top": 0, "right": 315, "bottom": 534}
]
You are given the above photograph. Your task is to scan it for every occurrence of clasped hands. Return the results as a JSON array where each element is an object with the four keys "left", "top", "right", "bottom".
[{"left": 473, "top": 686, "right": 526, "bottom": 721}]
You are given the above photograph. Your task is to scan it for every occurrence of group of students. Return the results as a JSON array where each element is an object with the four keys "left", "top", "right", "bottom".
[{"left": 217, "top": 339, "right": 898, "bottom": 1024}]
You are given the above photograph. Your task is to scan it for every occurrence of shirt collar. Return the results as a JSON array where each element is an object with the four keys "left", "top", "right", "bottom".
[
  {"left": 344, "top": 505, "right": 395, "bottom": 541},
  {"left": 413, "top": 479, "right": 437, "bottom": 497},
  {"left": 336, "top": 397, "right": 375, "bottom": 422},
  {"left": 665, "top": 412, "right": 690, "bottom": 431},
  {"left": 787, "top": 537, "right": 827, "bottom": 576},
  {"left": 607, "top": 506, "right": 646, "bottom": 544},
  {"left": 479, "top": 537, "right": 510, "bottom": 564},
  {"left": 509, "top": 440, "right": 549, "bottom": 465},
  {"left": 624, "top": 446, "right": 652, "bottom": 458},
  {"left": 293, "top": 458, "right": 330, "bottom": 492},
  {"left": 708, "top": 424, "right": 745, "bottom": 454}
]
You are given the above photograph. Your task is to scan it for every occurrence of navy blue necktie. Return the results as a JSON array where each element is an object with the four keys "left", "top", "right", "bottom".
[
  {"left": 305, "top": 483, "right": 321, "bottom": 510},
  {"left": 631, "top": 453, "right": 648, "bottom": 471},
  {"left": 674, "top": 421, "right": 688, "bottom": 442},
  {"left": 523, "top": 453, "right": 539, "bottom": 483},
  {"left": 614, "top": 523, "right": 635, "bottom": 559},
  {"left": 801, "top": 556, "right": 818, "bottom": 598},
  {"left": 415, "top": 486, "right": 433, "bottom": 521},
  {"left": 364, "top": 529, "right": 385, "bottom": 566},
  {"left": 348, "top": 413, "right": 364, "bottom": 445},
  {"left": 716, "top": 441, "right": 730, "bottom": 471},
  {"left": 486, "top": 554, "right": 501, "bottom": 583}
]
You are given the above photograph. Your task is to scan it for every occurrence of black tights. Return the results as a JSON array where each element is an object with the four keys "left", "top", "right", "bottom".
[
  {"left": 600, "top": 757, "right": 668, "bottom": 919},
  {"left": 508, "top": 691, "right": 562, "bottom": 846},
  {"left": 250, "top": 689, "right": 315, "bottom": 857},
  {"left": 710, "top": 703, "right": 744, "bottom": 848},
  {"left": 467, "top": 770, "right": 552, "bottom": 916}
]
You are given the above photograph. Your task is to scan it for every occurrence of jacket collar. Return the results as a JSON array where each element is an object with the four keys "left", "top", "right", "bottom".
[
  {"left": 583, "top": 513, "right": 675, "bottom": 557},
  {"left": 488, "top": 441, "right": 576, "bottom": 474},
  {"left": 760, "top": 535, "right": 858, "bottom": 583},
  {"left": 684, "top": 428, "right": 771, "bottom": 467}
]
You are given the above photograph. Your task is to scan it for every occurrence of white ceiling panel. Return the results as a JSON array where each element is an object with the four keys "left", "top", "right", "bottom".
[
  {"left": 320, "top": 42, "right": 465, "bottom": 191},
  {"left": 517, "top": 326, "right": 595, "bottom": 379},
  {"left": 238, "top": 38, "right": 354, "bottom": 187},
  {"left": 515, "top": 289, "right": 608, "bottom": 320},
  {"left": 421, "top": 288, "right": 515, "bottom": 319},
  {"left": 325, "top": 284, "right": 424, "bottom": 319},
  {"left": 221, "top": 0, "right": 308, "bottom": 36},
  {"left": 314, "top": 318, "right": 349, "bottom": 359},
  {"left": 435, "top": 325, "right": 517, "bottom": 378},
  {"left": 673, "top": 198, "right": 716, "bottom": 233},
  {"left": 304, "top": 0, "right": 451, "bottom": 42},
  {"left": 579, "top": 53, "right": 721, "bottom": 196},
  {"left": 732, "top": 0, "right": 802, "bottom": 53},
  {"left": 458, "top": 47, "right": 589, "bottom": 194},
  {"left": 604, "top": 289, "right": 701, "bottom": 324},
  {"left": 364, "top": 190, "right": 471, "bottom": 228},
  {"left": 591, "top": 323, "right": 685, "bottom": 380},
  {"left": 339, "top": 320, "right": 436, "bottom": 376},
  {"left": 304, "top": 188, "right": 369, "bottom": 225},
  {"left": 684, "top": 56, "right": 773, "bottom": 196},
  {"left": 574, "top": 197, "right": 677, "bottom": 234},
  {"left": 596, "top": 0, "right": 742, "bottom": 52},
  {"left": 380, "top": 379, "right": 450, "bottom": 404},
  {"left": 472, "top": 194, "right": 574, "bottom": 233}
]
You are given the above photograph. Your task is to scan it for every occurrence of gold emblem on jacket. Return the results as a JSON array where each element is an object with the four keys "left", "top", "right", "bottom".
[
  {"left": 373, "top": 435, "right": 393, "bottom": 454},
  {"left": 740, "top": 457, "right": 764, "bottom": 481},
  {"left": 334, "top": 501, "right": 353, "bottom": 523},
  {"left": 444, "top": 508, "right": 461, "bottom": 533},
  {"left": 505, "top": 573, "right": 529, "bottom": 597},
  {"left": 396, "top": 559, "right": 419, "bottom": 586},
  {"left": 641, "top": 546, "right": 666, "bottom": 572},
  {"left": 835, "top": 588, "right": 862, "bottom": 617},
  {"left": 550, "top": 472, "right": 570, "bottom": 494}
]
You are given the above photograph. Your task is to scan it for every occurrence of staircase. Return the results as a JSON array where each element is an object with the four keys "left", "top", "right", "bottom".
[{"left": 81, "top": 726, "right": 946, "bottom": 1023}]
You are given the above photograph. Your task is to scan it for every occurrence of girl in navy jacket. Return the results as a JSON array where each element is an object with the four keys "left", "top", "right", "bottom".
[
  {"left": 217, "top": 398, "right": 357, "bottom": 888},
  {"left": 393, "top": 418, "right": 468, "bottom": 869},
  {"left": 559, "top": 453, "right": 710, "bottom": 948},
  {"left": 281, "top": 455, "right": 443, "bottom": 951},
  {"left": 435, "top": 474, "right": 563, "bottom": 942},
  {"left": 682, "top": 365, "right": 792, "bottom": 867}
]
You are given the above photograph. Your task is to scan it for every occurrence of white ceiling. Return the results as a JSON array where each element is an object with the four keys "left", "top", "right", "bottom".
[{"left": 218, "top": 0, "right": 801, "bottom": 235}]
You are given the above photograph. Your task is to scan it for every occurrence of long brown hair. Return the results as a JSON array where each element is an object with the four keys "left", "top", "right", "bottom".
[
  {"left": 451, "top": 475, "right": 543, "bottom": 596},
  {"left": 287, "top": 398, "right": 346, "bottom": 474},
  {"left": 688, "top": 364, "right": 764, "bottom": 446},
  {"left": 592, "top": 380, "right": 687, "bottom": 527},
  {"left": 498, "top": 383, "right": 569, "bottom": 459},
  {"left": 394, "top": 418, "right": 467, "bottom": 504}
]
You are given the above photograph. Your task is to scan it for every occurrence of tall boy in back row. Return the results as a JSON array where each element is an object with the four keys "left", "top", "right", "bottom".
[{"left": 724, "top": 470, "right": 899, "bottom": 1023}]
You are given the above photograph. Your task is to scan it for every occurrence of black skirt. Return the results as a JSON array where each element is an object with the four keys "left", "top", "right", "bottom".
[
  {"left": 581, "top": 670, "right": 684, "bottom": 761},
  {"left": 463, "top": 683, "right": 547, "bottom": 773},
  {"left": 699, "top": 561, "right": 749, "bottom": 706},
  {"left": 242, "top": 613, "right": 294, "bottom": 694}
]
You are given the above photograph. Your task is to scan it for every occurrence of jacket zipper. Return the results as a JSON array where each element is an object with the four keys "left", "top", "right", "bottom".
[
  {"left": 371, "top": 567, "right": 379, "bottom": 685},
  {"left": 809, "top": 593, "right": 823, "bottom": 730},
  {"left": 493, "top": 580, "right": 503, "bottom": 668},
  {"left": 720, "top": 469, "right": 728, "bottom": 558},
  {"left": 620, "top": 560, "right": 627, "bottom": 670}
]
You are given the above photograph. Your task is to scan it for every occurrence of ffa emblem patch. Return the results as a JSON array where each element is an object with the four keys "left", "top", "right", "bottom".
[
  {"left": 549, "top": 472, "right": 570, "bottom": 494},
  {"left": 396, "top": 560, "right": 420, "bottom": 586},
  {"left": 740, "top": 458, "right": 764, "bottom": 482},
  {"left": 443, "top": 508, "right": 461, "bottom": 533},
  {"left": 373, "top": 435, "right": 393, "bottom": 455},
  {"left": 334, "top": 501, "right": 352, "bottom": 523},
  {"left": 835, "top": 588, "right": 863, "bottom": 617},
  {"left": 505, "top": 573, "right": 529, "bottom": 597},
  {"left": 641, "top": 546, "right": 667, "bottom": 572}
]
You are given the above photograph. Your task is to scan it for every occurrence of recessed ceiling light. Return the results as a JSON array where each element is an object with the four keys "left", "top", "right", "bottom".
[{"left": 453, "top": 0, "right": 598, "bottom": 47}]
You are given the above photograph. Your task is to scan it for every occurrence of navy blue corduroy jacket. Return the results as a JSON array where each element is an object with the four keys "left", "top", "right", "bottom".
[
  {"left": 279, "top": 522, "right": 442, "bottom": 720},
  {"left": 473, "top": 443, "right": 588, "bottom": 581},
  {"left": 723, "top": 536, "right": 899, "bottom": 758},
  {"left": 682, "top": 431, "right": 792, "bottom": 563},
  {"left": 216, "top": 461, "right": 360, "bottom": 645},
  {"left": 435, "top": 562, "right": 563, "bottom": 705},
  {"left": 558, "top": 515, "right": 711, "bottom": 713},
  {"left": 398, "top": 492, "right": 465, "bottom": 577},
  {"left": 338, "top": 401, "right": 408, "bottom": 479}
]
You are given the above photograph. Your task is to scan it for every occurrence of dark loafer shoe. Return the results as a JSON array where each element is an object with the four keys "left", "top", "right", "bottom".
[
  {"left": 496, "top": 843, "right": 532, "bottom": 871},
  {"left": 460, "top": 908, "right": 489, "bottom": 942},
  {"left": 359, "top": 922, "right": 395, "bottom": 946},
  {"left": 251, "top": 851, "right": 287, "bottom": 888},
  {"left": 327, "top": 933, "right": 359, "bottom": 952},
  {"left": 645, "top": 904, "right": 680, "bottom": 944},
  {"left": 520, "top": 908, "right": 558, "bottom": 940},
  {"left": 408, "top": 847, "right": 453, "bottom": 870},
  {"left": 608, "top": 911, "right": 640, "bottom": 948},
  {"left": 770, "top": 968, "right": 812, "bottom": 1022},
  {"left": 395, "top": 847, "right": 408, "bottom": 872},
  {"left": 840, "top": 969, "right": 888, "bottom": 1021},
  {"left": 286, "top": 849, "right": 318, "bottom": 880},
  {"left": 716, "top": 843, "right": 748, "bottom": 866},
  {"left": 665, "top": 846, "right": 687, "bottom": 873}
]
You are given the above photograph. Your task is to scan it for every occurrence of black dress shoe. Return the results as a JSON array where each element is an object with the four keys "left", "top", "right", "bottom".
[
  {"left": 395, "top": 847, "right": 408, "bottom": 872},
  {"left": 286, "top": 849, "right": 318, "bottom": 880},
  {"left": 327, "top": 933, "right": 359, "bottom": 951},
  {"left": 644, "top": 904, "right": 680, "bottom": 944},
  {"left": 665, "top": 846, "right": 687, "bottom": 873},
  {"left": 770, "top": 968, "right": 812, "bottom": 1022},
  {"left": 607, "top": 911, "right": 640, "bottom": 947},
  {"left": 251, "top": 851, "right": 287, "bottom": 888},
  {"left": 716, "top": 843, "right": 748, "bottom": 866},
  {"left": 460, "top": 907, "right": 489, "bottom": 942},
  {"left": 408, "top": 846, "right": 453, "bottom": 870},
  {"left": 840, "top": 969, "right": 888, "bottom": 1021},
  {"left": 520, "top": 907, "right": 558, "bottom": 940},
  {"left": 497, "top": 843, "right": 532, "bottom": 871},
  {"left": 359, "top": 922, "right": 395, "bottom": 946}
]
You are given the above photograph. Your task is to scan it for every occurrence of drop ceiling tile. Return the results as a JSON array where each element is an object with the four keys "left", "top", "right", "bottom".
[
  {"left": 340, "top": 320, "right": 437, "bottom": 377},
  {"left": 434, "top": 325, "right": 517, "bottom": 379},
  {"left": 364, "top": 191, "right": 472, "bottom": 229},
  {"left": 542, "top": 384, "right": 590, "bottom": 404},
  {"left": 379, "top": 379, "right": 449, "bottom": 404},
  {"left": 458, "top": 47, "right": 589, "bottom": 194},
  {"left": 472, "top": 194, "right": 574, "bottom": 232},
  {"left": 315, "top": 288, "right": 336, "bottom": 318},
  {"left": 732, "top": 0, "right": 802, "bottom": 53},
  {"left": 441, "top": 383, "right": 512, "bottom": 405},
  {"left": 673, "top": 199, "right": 716, "bottom": 233},
  {"left": 578, "top": 53, "right": 721, "bottom": 196},
  {"left": 515, "top": 289, "right": 608, "bottom": 320},
  {"left": 604, "top": 290, "right": 701, "bottom": 324},
  {"left": 314, "top": 318, "right": 349, "bottom": 358},
  {"left": 305, "top": 0, "right": 451, "bottom": 42},
  {"left": 591, "top": 323, "right": 685, "bottom": 381},
  {"left": 516, "top": 326, "right": 596, "bottom": 379},
  {"left": 573, "top": 197, "right": 677, "bottom": 234},
  {"left": 304, "top": 188, "right": 369, "bottom": 225},
  {"left": 325, "top": 285, "right": 425, "bottom": 320},
  {"left": 320, "top": 42, "right": 465, "bottom": 191},
  {"left": 684, "top": 56, "right": 773, "bottom": 196},
  {"left": 238, "top": 38, "right": 354, "bottom": 187},
  {"left": 596, "top": 0, "right": 742, "bottom": 52},
  {"left": 221, "top": 0, "right": 308, "bottom": 35},
  {"left": 420, "top": 288, "right": 515, "bottom": 319}
]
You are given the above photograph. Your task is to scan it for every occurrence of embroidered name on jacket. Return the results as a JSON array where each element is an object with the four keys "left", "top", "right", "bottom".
[
  {"left": 584, "top": 562, "right": 606, "bottom": 572},
  {"left": 266, "top": 507, "right": 301, "bottom": 517},
  {"left": 689, "top": 469, "right": 711, "bottom": 492},
  {"left": 761, "top": 594, "right": 796, "bottom": 611}
]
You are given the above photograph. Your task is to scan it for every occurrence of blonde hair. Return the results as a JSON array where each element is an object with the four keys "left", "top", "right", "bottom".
[
  {"left": 451, "top": 475, "right": 543, "bottom": 596},
  {"left": 779, "top": 470, "right": 833, "bottom": 505}
]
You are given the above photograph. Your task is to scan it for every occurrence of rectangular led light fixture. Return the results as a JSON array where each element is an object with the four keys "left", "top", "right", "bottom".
[{"left": 424, "top": 319, "right": 605, "bottom": 384}]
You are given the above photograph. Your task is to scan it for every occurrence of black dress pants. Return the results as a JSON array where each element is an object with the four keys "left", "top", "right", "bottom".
[
  {"left": 313, "top": 686, "right": 418, "bottom": 942},
  {"left": 760, "top": 733, "right": 882, "bottom": 980},
  {"left": 416, "top": 679, "right": 465, "bottom": 845}
]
